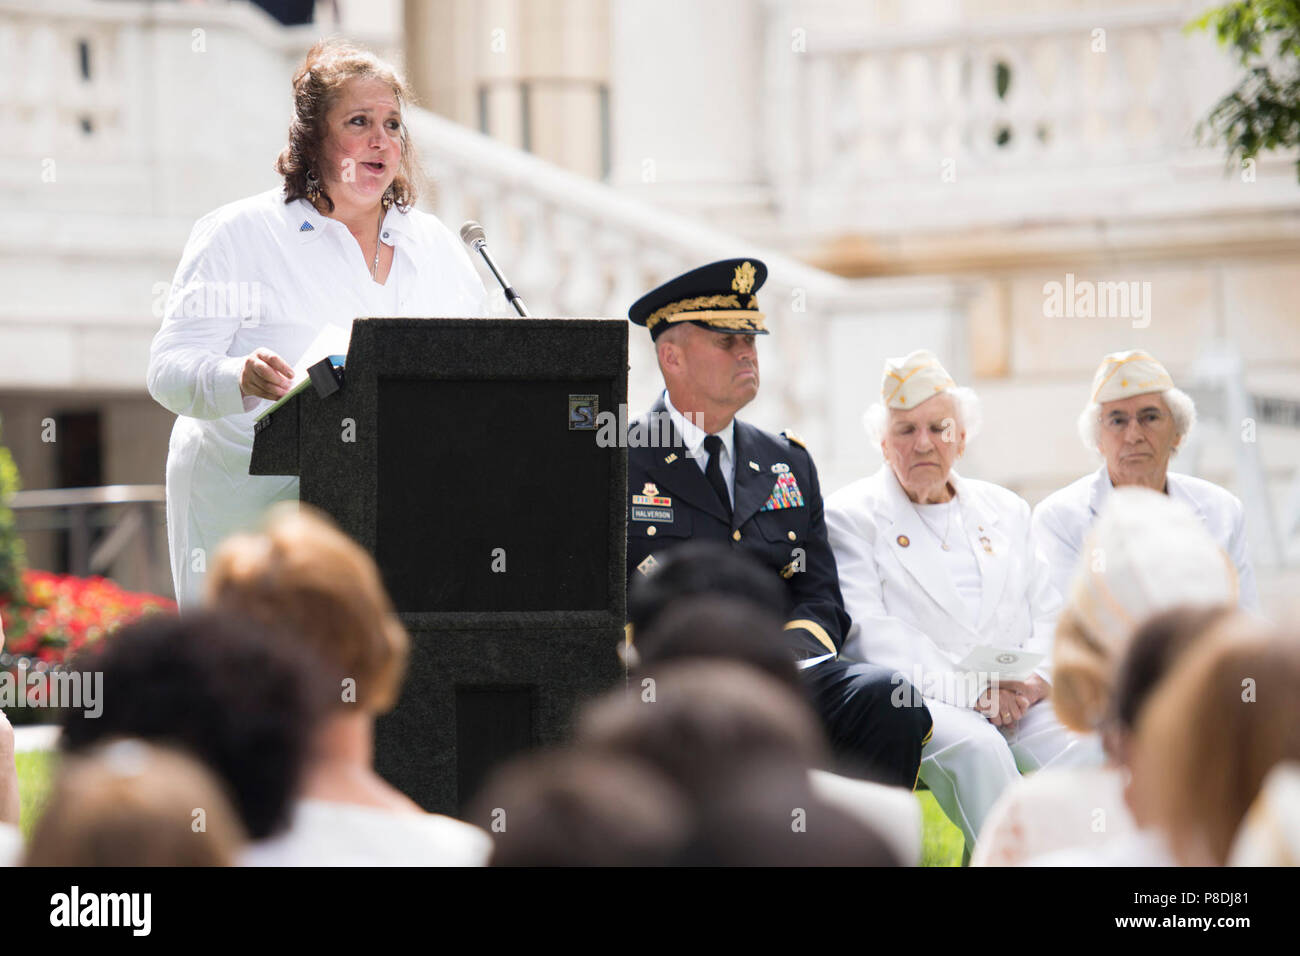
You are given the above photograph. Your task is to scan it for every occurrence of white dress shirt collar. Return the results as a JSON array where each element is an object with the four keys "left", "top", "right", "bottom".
[
  {"left": 287, "top": 195, "right": 413, "bottom": 248},
  {"left": 663, "top": 389, "right": 735, "bottom": 467}
]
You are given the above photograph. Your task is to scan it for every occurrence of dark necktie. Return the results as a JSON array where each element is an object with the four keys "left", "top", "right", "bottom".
[{"left": 703, "top": 434, "right": 732, "bottom": 518}]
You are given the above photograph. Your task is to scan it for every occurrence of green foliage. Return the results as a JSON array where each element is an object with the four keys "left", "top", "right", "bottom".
[
  {"left": 0, "top": 416, "right": 26, "bottom": 601},
  {"left": 1191, "top": 1, "right": 1300, "bottom": 180},
  {"left": 918, "top": 790, "right": 965, "bottom": 867},
  {"left": 16, "top": 750, "right": 56, "bottom": 842}
]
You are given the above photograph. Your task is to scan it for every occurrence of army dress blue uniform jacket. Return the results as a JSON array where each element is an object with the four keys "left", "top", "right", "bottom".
[
  {"left": 623, "top": 397, "right": 932, "bottom": 787},
  {"left": 625, "top": 396, "right": 849, "bottom": 663}
]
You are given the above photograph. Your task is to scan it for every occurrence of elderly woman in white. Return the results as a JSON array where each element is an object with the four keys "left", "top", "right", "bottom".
[
  {"left": 826, "top": 350, "right": 1096, "bottom": 852},
  {"left": 1033, "top": 349, "right": 1258, "bottom": 611},
  {"left": 147, "top": 40, "right": 487, "bottom": 607}
]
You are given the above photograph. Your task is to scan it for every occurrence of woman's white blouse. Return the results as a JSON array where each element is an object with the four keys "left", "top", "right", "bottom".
[
  {"left": 147, "top": 187, "right": 488, "bottom": 604},
  {"left": 148, "top": 187, "right": 486, "bottom": 423}
]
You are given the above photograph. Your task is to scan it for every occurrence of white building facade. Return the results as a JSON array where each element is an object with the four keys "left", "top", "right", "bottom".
[{"left": 1, "top": 0, "right": 1297, "bottom": 611}]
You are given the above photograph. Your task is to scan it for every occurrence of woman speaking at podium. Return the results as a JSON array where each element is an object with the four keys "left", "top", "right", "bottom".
[{"left": 148, "top": 40, "right": 488, "bottom": 607}]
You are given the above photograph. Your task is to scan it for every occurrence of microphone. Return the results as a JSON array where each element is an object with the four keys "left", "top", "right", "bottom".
[{"left": 460, "top": 220, "right": 531, "bottom": 317}]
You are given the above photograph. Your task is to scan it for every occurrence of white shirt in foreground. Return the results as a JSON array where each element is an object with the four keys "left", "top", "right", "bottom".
[
  {"left": 241, "top": 799, "right": 492, "bottom": 867},
  {"left": 971, "top": 764, "right": 1136, "bottom": 867},
  {"left": 1027, "top": 828, "right": 1176, "bottom": 867}
]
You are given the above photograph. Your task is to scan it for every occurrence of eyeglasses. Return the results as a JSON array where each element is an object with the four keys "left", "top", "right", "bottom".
[{"left": 1100, "top": 410, "right": 1167, "bottom": 432}]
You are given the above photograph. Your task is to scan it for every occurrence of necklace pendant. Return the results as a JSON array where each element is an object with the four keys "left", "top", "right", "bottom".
[{"left": 941, "top": 543, "right": 951, "bottom": 551}]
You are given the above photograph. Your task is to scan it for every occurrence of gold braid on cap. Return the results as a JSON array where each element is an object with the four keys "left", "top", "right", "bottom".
[{"left": 645, "top": 295, "right": 762, "bottom": 331}]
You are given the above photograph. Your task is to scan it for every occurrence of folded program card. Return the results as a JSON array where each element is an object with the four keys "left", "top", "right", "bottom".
[{"left": 955, "top": 646, "right": 1045, "bottom": 681}]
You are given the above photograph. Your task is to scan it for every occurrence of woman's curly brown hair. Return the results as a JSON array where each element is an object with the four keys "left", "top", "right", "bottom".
[{"left": 276, "top": 39, "right": 420, "bottom": 213}]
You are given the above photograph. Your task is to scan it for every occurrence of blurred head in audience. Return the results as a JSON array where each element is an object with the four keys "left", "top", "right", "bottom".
[
  {"left": 577, "top": 660, "right": 825, "bottom": 801},
  {"left": 633, "top": 595, "right": 799, "bottom": 693},
  {"left": 24, "top": 739, "right": 246, "bottom": 866},
  {"left": 1130, "top": 622, "right": 1300, "bottom": 865},
  {"left": 1052, "top": 486, "right": 1237, "bottom": 734},
  {"left": 682, "top": 757, "right": 899, "bottom": 866},
  {"left": 580, "top": 661, "right": 893, "bottom": 865},
  {"left": 490, "top": 659, "right": 896, "bottom": 866},
  {"left": 470, "top": 750, "right": 691, "bottom": 866},
  {"left": 60, "top": 610, "right": 324, "bottom": 839},
  {"left": 1104, "top": 604, "right": 1234, "bottom": 763},
  {"left": 207, "top": 502, "right": 409, "bottom": 714},
  {"left": 627, "top": 541, "right": 784, "bottom": 636}
]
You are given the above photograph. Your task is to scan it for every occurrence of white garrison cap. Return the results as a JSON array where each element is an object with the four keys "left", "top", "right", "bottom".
[
  {"left": 1089, "top": 349, "right": 1175, "bottom": 405},
  {"left": 1064, "top": 486, "right": 1238, "bottom": 659},
  {"left": 881, "top": 349, "right": 957, "bottom": 410}
]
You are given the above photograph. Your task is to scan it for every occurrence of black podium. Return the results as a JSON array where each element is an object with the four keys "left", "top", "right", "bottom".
[{"left": 250, "top": 317, "right": 628, "bottom": 815}]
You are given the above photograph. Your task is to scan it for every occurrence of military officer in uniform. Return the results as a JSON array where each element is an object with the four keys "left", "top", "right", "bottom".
[{"left": 624, "top": 258, "right": 932, "bottom": 789}]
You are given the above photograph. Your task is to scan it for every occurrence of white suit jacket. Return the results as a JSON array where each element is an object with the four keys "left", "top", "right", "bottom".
[
  {"left": 826, "top": 466, "right": 1061, "bottom": 709},
  {"left": 147, "top": 187, "right": 488, "bottom": 605},
  {"left": 1031, "top": 465, "right": 1259, "bottom": 612}
]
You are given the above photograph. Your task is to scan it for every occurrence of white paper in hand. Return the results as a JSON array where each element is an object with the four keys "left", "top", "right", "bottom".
[
  {"left": 289, "top": 322, "right": 352, "bottom": 390},
  {"left": 955, "top": 645, "right": 1044, "bottom": 681},
  {"left": 254, "top": 323, "right": 352, "bottom": 423}
]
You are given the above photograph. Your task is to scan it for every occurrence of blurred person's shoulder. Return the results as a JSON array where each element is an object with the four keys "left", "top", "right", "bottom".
[
  {"left": 809, "top": 769, "right": 921, "bottom": 865},
  {"left": 1230, "top": 761, "right": 1300, "bottom": 866},
  {"left": 240, "top": 798, "right": 492, "bottom": 867},
  {"left": 1025, "top": 828, "right": 1175, "bottom": 867},
  {"left": 973, "top": 764, "right": 1132, "bottom": 867},
  {"left": 0, "top": 822, "right": 19, "bottom": 867}
]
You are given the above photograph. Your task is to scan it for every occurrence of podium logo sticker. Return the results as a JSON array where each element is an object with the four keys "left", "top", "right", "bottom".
[{"left": 569, "top": 394, "right": 599, "bottom": 430}]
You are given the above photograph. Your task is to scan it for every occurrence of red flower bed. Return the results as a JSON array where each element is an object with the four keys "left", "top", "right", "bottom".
[{"left": 1, "top": 570, "right": 176, "bottom": 720}]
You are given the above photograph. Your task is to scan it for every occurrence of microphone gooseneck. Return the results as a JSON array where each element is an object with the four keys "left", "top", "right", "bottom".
[{"left": 460, "top": 220, "right": 530, "bottom": 317}]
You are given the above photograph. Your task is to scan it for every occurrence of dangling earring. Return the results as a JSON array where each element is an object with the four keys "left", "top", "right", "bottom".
[
  {"left": 381, "top": 185, "right": 394, "bottom": 210},
  {"left": 305, "top": 168, "right": 321, "bottom": 203}
]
